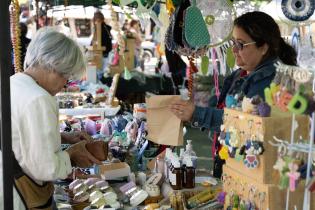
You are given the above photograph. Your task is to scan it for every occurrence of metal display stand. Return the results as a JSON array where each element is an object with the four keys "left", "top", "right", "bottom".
[{"left": 0, "top": 0, "right": 14, "bottom": 209}]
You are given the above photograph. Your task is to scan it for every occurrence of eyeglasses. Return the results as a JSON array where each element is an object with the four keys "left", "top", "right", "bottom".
[{"left": 230, "top": 39, "right": 256, "bottom": 51}]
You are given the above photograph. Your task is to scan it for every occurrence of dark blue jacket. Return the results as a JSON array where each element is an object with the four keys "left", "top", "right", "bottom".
[{"left": 191, "top": 58, "right": 277, "bottom": 131}]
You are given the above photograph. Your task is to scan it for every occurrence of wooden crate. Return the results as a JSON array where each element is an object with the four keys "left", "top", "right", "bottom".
[
  {"left": 224, "top": 108, "right": 309, "bottom": 185},
  {"left": 223, "top": 165, "right": 315, "bottom": 210}
]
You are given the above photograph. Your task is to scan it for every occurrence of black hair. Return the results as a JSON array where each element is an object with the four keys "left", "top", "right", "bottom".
[
  {"left": 19, "top": 22, "right": 28, "bottom": 37},
  {"left": 234, "top": 11, "right": 297, "bottom": 65}
]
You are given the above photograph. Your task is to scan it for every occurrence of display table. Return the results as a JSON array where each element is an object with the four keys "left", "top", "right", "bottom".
[{"left": 59, "top": 105, "right": 120, "bottom": 117}]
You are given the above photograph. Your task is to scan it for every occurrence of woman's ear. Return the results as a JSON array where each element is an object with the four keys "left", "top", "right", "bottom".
[{"left": 261, "top": 43, "right": 269, "bottom": 56}]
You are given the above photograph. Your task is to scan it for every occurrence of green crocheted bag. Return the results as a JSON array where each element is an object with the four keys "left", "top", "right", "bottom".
[{"left": 184, "top": 0, "right": 210, "bottom": 49}]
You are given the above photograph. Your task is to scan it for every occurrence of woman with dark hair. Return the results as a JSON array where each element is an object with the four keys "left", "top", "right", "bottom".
[
  {"left": 91, "top": 11, "right": 112, "bottom": 78},
  {"left": 170, "top": 11, "right": 297, "bottom": 178}
]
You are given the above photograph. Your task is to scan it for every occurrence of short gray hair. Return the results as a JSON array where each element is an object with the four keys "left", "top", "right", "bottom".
[{"left": 24, "top": 27, "right": 86, "bottom": 80}]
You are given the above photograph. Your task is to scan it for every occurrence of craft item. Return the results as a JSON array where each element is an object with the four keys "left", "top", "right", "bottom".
[
  {"left": 103, "top": 192, "right": 118, "bottom": 203},
  {"left": 184, "top": 0, "right": 210, "bottom": 48},
  {"left": 73, "top": 191, "right": 89, "bottom": 202},
  {"left": 229, "top": 127, "right": 240, "bottom": 148},
  {"left": 87, "top": 184, "right": 99, "bottom": 194},
  {"left": 86, "top": 140, "right": 108, "bottom": 161},
  {"left": 217, "top": 192, "right": 226, "bottom": 204},
  {"left": 119, "top": 181, "right": 136, "bottom": 194},
  {"left": 84, "top": 178, "right": 101, "bottom": 187},
  {"left": 219, "top": 146, "right": 229, "bottom": 160},
  {"left": 144, "top": 184, "right": 160, "bottom": 197},
  {"left": 187, "top": 188, "right": 216, "bottom": 208},
  {"left": 146, "top": 173, "right": 163, "bottom": 186},
  {"left": 73, "top": 183, "right": 88, "bottom": 194},
  {"left": 137, "top": 172, "right": 147, "bottom": 186},
  {"left": 257, "top": 102, "right": 271, "bottom": 117},
  {"left": 84, "top": 118, "right": 97, "bottom": 136},
  {"left": 276, "top": 89, "right": 293, "bottom": 112},
  {"left": 95, "top": 162, "right": 131, "bottom": 180},
  {"left": 100, "top": 119, "right": 114, "bottom": 136},
  {"left": 225, "top": 132, "right": 231, "bottom": 147},
  {"left": 89, "top": 190, "right": 103, "bottom": 202},
  {"left": 201, "top": 55, "right": 209, "bottom": 75},
  {"left": 286, "top": 162, "right": 301, "bottom": 192},
  {"left": 144, "top": 203, "right": 160, "bottom": 210},
  {"left": 69, "top": 179, "right": 83, "bottom": 191},
  {"left": 225, "top": 95, "right": 237, "bottom": 108},
  {"left": 130, "top": 190, "right": 149, "bottom": 207},
  {"left": 235, "top": 148, "right": 244, "bottom": 162},
  {"left": 242, "top": 97, "right": 255, "bottom": 113},
  {"left": 91, "top": 196, "right": 107, "bottom": 209},
  {"left": 125, "top": 120, "right": 138, "bottom": 142},
  {"left": 243, "top": 155, "right": 259, "bottom": 169},
  {"left": 287, "top": 91, "right": 308, "bottom": 114},
  {"left": 10, "top": 0, "right": 22, "bottom": 72},
  {"left": 281, "top": 0, "right": 315, "bottom": 21},
  {"left": 95, "top": 180, "right": 108, "bottom": 189}
]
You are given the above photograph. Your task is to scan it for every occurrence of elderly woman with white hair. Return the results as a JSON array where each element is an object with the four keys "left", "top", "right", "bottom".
[{"left": 6, "top": 27, "right": 102, "bottom": 210}]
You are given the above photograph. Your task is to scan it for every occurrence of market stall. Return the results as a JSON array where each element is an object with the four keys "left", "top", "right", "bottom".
[{"left": 2, "top": 0, "right": 315, "bottom": 209}]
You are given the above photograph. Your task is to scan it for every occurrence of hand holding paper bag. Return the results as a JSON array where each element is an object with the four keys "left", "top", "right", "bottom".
[{"left": 146, "top": 95, "right": 184, "bottom": 146}]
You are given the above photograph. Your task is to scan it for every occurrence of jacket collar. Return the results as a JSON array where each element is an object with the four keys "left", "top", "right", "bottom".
[{"left": 245, "top": 57, "right": 278, "bottom": 83}]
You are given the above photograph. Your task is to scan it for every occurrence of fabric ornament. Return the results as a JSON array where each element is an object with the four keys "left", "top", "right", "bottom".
[
  {"left": 286, "top": 162, "right": 301, "bottom": 192},
  {"left": 281, "top": 0, "right": 315, "bottom": 22},
  {"left": 219, "top": 146, "right": 229, "bottom": 160},
  {"left": 225, "top": 95, "right": 237, "bottom": 108},
  {"left": 217, "top": 192, "right": 226, "bottom": 205},
  {"left": 183, "top": 0, "right": 210, "bottom": 49},
  {"left": 257, "top": 102, "right": 271, "bottom": 117},
  {"left": 229, "top": 127, "right": 240, "bottom": 148},
  {"left": 243, "top": 155, "right": 259, "bottom": 169},
  {"left": 242, "top": 97, "right": 255, "bottom": 113},
  {"left": 235, "top": 148, "right": 245, "bottom": 162},
  {"left": 224, "top": 132, "right": 231, "bottom": 146},
  {"left": 201, "top": 55, "right": 209, "bottom": 75}
]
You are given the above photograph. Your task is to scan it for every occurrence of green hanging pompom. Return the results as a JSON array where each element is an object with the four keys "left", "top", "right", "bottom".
[
  {"left": 124, "top": 67, "right": 132, "bottom": 80},
  {"left": 226, "top": 46, "right": 235, "bottom": 68},
  {"left": 201, "top": 56, "right": 209, "bottom": 75}
]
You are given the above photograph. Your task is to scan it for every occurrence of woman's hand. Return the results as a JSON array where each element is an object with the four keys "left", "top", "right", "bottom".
[
  {"left": 66, "top": 141, "right": 102, "bottom": 168},
  {"left": 61, "top": 131, "right": 93, "bottom": 144},
  {"left": 170, "top": 100, "right": 195, "bottom": 122}
]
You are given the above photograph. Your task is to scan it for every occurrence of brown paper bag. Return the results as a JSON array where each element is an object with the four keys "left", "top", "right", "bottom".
[{"left": 146, "top": 95, "right": 184, "bottom": 146}]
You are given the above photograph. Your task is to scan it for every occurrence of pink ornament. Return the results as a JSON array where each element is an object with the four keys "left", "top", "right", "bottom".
[{"left": 286, "top": 162, "right": 300, "bottom": 192}]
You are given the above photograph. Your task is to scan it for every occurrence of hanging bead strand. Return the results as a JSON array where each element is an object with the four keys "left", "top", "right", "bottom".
[{"left": 10, "top": 0, "right": 22, "bottom": 72}]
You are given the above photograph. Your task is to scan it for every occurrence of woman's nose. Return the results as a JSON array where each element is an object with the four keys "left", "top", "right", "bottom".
[{"left": 232, "top": 45, "right": 239, "bottom": 54}]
